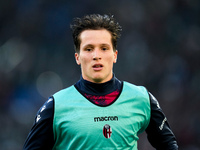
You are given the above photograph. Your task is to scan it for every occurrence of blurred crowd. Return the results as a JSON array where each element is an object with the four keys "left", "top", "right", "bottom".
[{"left": 0, "top": 0, "right": 200, "bottom": 149}]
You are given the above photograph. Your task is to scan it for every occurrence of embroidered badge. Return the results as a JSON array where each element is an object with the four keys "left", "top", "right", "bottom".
[{"left": 103, "top": 124, "right": 112, "bottom": 138}]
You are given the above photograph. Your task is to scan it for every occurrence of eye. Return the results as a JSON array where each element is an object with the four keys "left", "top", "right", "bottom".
[
  {"left": 85, "top": 47, "right": 93, "bottom": 51},
  {"left": 102, "top": 47, "right": 108, "bottom": 51},
  {"left": 86, "top": 48, "right": 91, "bottom": 51}
]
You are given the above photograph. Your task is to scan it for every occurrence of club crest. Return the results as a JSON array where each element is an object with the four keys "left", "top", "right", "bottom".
[{"left": 103, "top": 124, "right": 112, "bottom": 138}]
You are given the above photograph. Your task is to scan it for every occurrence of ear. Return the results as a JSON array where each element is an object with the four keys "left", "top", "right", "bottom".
[
  {"left": 113, "top": 50, "right": 118, "bottom": 63},
  {"left": 75, "top": 53, "right": 81, "bottom": 65}
]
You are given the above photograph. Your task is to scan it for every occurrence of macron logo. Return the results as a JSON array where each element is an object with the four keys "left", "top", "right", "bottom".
[{"left": 94, "top": 116, "right": 118, "bottom": 122}]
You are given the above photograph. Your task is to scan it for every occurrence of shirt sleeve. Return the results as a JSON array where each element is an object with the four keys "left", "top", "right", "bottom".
[
  {"left": 23, "top": 97, "right": 55, "bottom": 150},
  {"left": 145, "top": 92, "right": 178, "bottom": 150}
]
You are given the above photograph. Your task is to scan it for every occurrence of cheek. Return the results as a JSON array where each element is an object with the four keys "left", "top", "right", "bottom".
[
  {"left": 106, "top": 57, "right": 115, "bottom": 68},
  {"left": 80, "top": 56, "right": 90, "bottom": 68}
]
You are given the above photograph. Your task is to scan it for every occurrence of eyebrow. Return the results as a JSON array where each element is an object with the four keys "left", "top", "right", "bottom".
[
  {"left": 83, "top": 43, "right": 111, "bottom": 48},
  {"left": 83, "top": 44, "right": 94, "bottom": 47},
  {"left": 100, "top": 44, "right": 110, "bottom": 47}
]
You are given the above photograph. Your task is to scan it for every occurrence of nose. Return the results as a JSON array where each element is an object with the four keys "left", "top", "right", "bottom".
[{"left": 93, "top": 49, "right": 101, "bottom": 60}]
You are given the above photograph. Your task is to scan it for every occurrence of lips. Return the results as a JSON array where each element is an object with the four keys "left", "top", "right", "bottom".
[
  {"left": 93, "top": 64, "right": 103, "bottom": 68},
  {"left": 92, "top": 64, "right": 103, "bottom": 70}
]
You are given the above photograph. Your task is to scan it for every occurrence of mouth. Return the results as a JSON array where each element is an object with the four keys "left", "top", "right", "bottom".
[
  {"left": 93, "top": 64, "right": 103, "bottom": 68},
  {"left": 92, "top": 64, "right": 103, "bottom": 70}
]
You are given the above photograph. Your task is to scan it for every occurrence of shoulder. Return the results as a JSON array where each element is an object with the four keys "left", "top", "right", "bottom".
[
  {"left": 122, "top": 81, "right": 150, "bottom": 111},
  {"left": 53, "top": 85, "right": 76, "bottom": 99},
  {"left": 23, "top": 97, "right": 55, "bottom": 149},
  {"left": 35, "top": 97, "right": 54, "bottom": 124},
  {"left": 123, "top": 81, "right": 148, "bottom": 97},
  {"left": 122, "top": 81, "right": 151, "bottom": 112}
]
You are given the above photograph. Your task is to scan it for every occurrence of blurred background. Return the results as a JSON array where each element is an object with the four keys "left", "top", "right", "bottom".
[{"left": 0, "top": 0, "right": 200, "bottom": 149}]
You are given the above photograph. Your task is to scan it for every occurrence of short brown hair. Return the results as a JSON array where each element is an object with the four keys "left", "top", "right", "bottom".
[{"left": 70, "top": 14, "right": 122, "bottom": 53}]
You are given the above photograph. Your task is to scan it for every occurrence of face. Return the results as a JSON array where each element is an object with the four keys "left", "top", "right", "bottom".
[{"left": 75, "top": 29, "right": 118, "bottom": 83}]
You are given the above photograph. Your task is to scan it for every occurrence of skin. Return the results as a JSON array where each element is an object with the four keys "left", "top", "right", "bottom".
[{"left": 75, "top": 29, "right": 118, "bottom": 83}]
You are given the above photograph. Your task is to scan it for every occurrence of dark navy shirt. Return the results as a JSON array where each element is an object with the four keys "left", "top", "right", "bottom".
[{"left": 23, "top": 76, "right": 178, "bottom": 150}]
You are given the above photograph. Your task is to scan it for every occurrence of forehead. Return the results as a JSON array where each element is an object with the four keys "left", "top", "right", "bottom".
[{"left": 79, "top": 29, "right": 112, "bottom": 46}]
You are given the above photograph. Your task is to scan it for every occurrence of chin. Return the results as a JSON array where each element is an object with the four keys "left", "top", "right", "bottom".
[{"left": 92, "top": 77, "right": 104, "bottom": 83}]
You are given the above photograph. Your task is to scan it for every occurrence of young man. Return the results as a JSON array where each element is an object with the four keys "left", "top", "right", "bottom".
[{"left": 23, "top": 14, "right": 178, "bottom": 149}]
